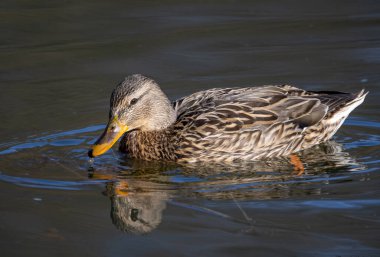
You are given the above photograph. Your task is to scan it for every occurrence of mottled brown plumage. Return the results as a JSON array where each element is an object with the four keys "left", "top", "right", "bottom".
[{"left": 91, "top": 74, "right": 367, "bottom": 163}]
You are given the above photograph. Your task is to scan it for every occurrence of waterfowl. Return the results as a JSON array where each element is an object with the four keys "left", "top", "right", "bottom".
[{"left": 88, "top": 74, "right": 367, "bottom": 163}]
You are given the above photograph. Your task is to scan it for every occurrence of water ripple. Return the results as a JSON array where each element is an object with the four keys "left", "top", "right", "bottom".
[
  {"left": 0, "top": 173, "right": 107, "bottom": 190},
  {"left": 0, "top": 124, "right": 104, "bottom": 155},
  {"left": 0, "top": 117, "right": 377, "bottom": 200}
]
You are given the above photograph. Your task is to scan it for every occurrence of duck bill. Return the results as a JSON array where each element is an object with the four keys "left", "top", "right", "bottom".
[{"left": 88, "top": 117, "right": 128, "bottom": 158}]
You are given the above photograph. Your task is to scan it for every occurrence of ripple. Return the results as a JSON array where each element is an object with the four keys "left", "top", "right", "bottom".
[
  {"left": 0, "top": 173, "right": 107, "bottom": 190},
  {"left": 345, "top": 119, "right": 380, "bottom": 129},
  {"left": 231, "top": 199, "right": 380, "bottom": 209},
  {"left": 0, "top": 118, "right": 377, "bottom": 201},
  {"left": 0, "top": 125, "right": 104, "bottom": 155},
  {"left": 344, "top": 134, "right": 380, "bottom": 149}
]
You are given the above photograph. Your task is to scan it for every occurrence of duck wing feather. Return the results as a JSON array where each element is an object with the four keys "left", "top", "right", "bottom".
[{"left": 171, "top": 85, "right": 365, "bottom": 161}]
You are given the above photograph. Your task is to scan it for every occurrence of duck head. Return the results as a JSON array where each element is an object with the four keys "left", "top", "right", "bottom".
[{"left": 88, "top": 74, "right": 176, "bottom": 158}]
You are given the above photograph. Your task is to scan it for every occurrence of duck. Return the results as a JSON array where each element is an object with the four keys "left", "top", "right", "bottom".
[{"left": 88, "top": 74, "right": 367, "bottom": 163}]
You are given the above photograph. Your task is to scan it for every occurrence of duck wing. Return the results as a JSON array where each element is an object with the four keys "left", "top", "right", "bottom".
[{"left": 172, "top": 85, "right": 366, "bottom": 162}]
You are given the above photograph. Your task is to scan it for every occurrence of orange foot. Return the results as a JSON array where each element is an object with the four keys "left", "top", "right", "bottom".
[{"left": 290, "top": 154, "right": 305, "bottom": 176}]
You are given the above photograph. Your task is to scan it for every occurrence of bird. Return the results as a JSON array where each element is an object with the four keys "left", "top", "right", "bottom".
[{"left": 88, "top": 74, "right": 367, "bottom": 163}]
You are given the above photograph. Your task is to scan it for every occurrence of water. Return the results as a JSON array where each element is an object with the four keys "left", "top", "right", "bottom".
[{"left": 1, "top": 1, "right": 380, "bottom": 256}]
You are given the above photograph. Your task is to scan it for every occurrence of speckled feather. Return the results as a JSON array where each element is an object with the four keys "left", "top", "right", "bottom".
[{"left": 120, "top": 84, "right": 367, "bottom": 163}]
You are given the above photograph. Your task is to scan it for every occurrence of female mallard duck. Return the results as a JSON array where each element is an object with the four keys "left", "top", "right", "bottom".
[{"left": 88, "top": 74, "right": 367, "bottom": 163}]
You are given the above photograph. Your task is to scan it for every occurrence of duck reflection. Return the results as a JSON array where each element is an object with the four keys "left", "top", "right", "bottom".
[
  {"left": 105, "top": 180, "right": 169, "bottom": 234},
  {"left": 89, "top": 141, "right": 364, "bottom": 234}
]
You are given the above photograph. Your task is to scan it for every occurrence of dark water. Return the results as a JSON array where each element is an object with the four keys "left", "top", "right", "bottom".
[{"left": 1, "top": 1, "right": 380, "bottom": 256}]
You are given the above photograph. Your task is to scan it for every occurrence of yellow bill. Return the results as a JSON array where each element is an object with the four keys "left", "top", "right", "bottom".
[{"left": 88, "top": 116, "right": 128, "bottom": 158}]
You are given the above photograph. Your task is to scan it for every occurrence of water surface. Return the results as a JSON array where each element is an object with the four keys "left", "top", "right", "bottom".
[{"left": 1, "top": 1, "right": 380, "bottom": 256}]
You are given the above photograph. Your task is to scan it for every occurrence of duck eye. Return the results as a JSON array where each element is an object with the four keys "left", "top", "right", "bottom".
[{"left": 130, "top": 98, "right": 138, "bottom": 105}]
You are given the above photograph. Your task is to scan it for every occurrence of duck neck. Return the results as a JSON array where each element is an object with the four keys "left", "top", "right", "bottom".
[
  {"left": 120, "top": 130, "right": 177, "bottom": 161},
  {"left": 142, "top": 95, "right": 176, "bottom": 131},
  {"left": 146, "top": 108, "right": 176, "bottom": 131}
]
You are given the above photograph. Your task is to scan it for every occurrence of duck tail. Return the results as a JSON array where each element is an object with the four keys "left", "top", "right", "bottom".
[
  {"left": 343, "top": 89, "right": 368, "bottom": 111},
  {"left": 317, "top": 89, "right": 368, "bottom": 142}
]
